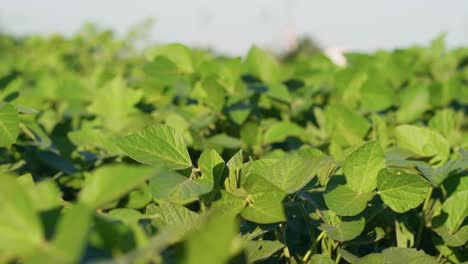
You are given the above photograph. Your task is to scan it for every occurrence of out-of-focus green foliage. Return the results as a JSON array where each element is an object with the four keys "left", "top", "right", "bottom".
[{"left": 0, "top": 25, "right": 466, "bottom": 263}]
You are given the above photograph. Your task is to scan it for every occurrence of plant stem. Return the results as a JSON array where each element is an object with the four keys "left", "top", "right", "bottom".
[
  {"left": 415, "top": 187, "right": 433, "bottom": 248},
  {"left": 302, "top": 231, "right": 326, "bottom": 263}
]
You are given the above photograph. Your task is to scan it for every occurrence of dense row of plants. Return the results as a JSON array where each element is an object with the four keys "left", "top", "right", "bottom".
[{"left": 0, "top": 26, "right": 467, "bottom": 263}]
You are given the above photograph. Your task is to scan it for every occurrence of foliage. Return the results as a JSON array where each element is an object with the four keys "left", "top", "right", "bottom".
[{"left": 0, "top": 27, "right": 467, "bottom": 263}]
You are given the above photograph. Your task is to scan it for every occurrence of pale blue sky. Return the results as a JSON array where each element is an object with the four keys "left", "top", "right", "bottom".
[{"left": 0, "top": 0, "right": 467, "bottom": 54}]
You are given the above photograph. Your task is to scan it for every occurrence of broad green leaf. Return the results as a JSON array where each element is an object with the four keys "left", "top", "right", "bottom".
[
  {"left": 417, "top": 159, "right": 465, "bottom": 186},
  {"left": 342, "top": 140, "right": 385, "bottom": 193},
  {"left": 79, "top": 164, "right": 158, "bottom": 208},
  {"left": 441, "top": 190, "right": 467, "bottom": 233},
  {"left": 318, "top": 217, "right": 365, "bottom": 242},
  {"left": 241, "top": 175, "right": 287, "bottom": 224},
  {"left": 433, "top": 222, "right": 468, "bottom": 247},
  {"left": 143, "top": 56, "right": 180, "bottom": 85},
  {"left": 146, "top": 202, "right": 200, "bottom": 232},
  {"left": 87, "top": 77, "right": 143, "bottom": 132},
  {"left": 266, "top": 83, "right": 291, "bottom": 102},
  {"left": 360, "top": 77, "right": 395, "bottom": 111},
  {"left": 262, "top": 121, "right": 304, "bottom": 145},
  {"left": 0, "top": 175, "right": 43, "bottom": 256},
  {"left": 107, "top": 208, "right": 149, "bottom": 247},
  {"left": 310, "top": 255, "right": 335, "bottom": 264},
  {"left": 149, "top": 169, "right": 212, "bottom": 204},
  {"left": 347, "top": 227, "right": 385, "bottom": 245},
  {"left": 149, "top": 149, "right": 222, "bottom": 204},
  {"left": 325, "top": 104, "right": 370, "bottom": 147},
  {"left": 377, "top": 168, "right": 431, "bottom": 213},
  {"left": 147, "top": 43, "right": 193, "bottom": 74},
  {"left": 191, "top": 76, "right": 226, "bottom": 112},
  {"left": 121, "top": 184, "right": 153, "bottom": 209},
  {"left": 395, "top": 221, "right": 415, "bottom": 248},
  {"left": 184, "top": 213, "right": 238, "bottom": 264},
  {"left": 324, "top": 181, "right": 374, "bottom": 216},
  {"left": 116, "top": 124, "right": 193, "bottom": 170},
  {"left": 42, "top": 204, "right": 90, "bottom": 263},
  {"left": 354, "top": 253, "right": 383, "bottom": 264},
  {"left": 394, "top": 125, "right": 450, "bottom": 165},
  {"left": 428, "top": 109, "right": 457, "bottom": 143},
  {"left": 261, "top": 147, "right": 327, "bottom": 193},
  {"left": 108, "top": 208, "right": 146, "bottom": 225},
  {"left": 244, "top": 240, "right": 284, "bottom": 263},
  {"left": 245, "top": 46, "right": 282, "bottom": 83},
  {"left": 207, "top": 133, "right": 242, "bottom": 149},
  {"left": 356, "top": 247, "right": 437, "bottom": 264},
  {"left": 396, "top": 84, "right": 430, "bottom": 123},
  {"left": 240, "top": 122, "right": 261, "bottom": 146},
  {"left": 371, "top": 113, "right": 391, "bottom": 149},
  {"left": 25, "top": 205, "right": 91, "bottom": 264},
  {"left": 224, "top": 150, "right": 243, "bottom": 192},
  {"left": 17, "top": 174, "right": 63, "bottom": 211},
  {"left": 0, "top": 103, "right": 19, "bottom": 147},
  {"left": 68, "top": 128, "right": 120, "bottom": 154},
  {"left": 211, "top": 190, "right": 246, "bottom": 216},
  {"left": 241, "top": 158, "right": 278, "bottom": 186}
]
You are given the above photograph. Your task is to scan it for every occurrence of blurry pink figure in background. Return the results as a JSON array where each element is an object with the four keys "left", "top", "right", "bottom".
[
  {"left": 324, "top": 46, "right": 347, "bottom": 66},
  {"left": 284, "top": 22, "right": 298, "bottom": 50}
]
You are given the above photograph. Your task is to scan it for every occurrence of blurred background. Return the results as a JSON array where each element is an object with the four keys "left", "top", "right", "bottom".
[{"left": 1, "top": 0, "right": 467, "bottom": 57}]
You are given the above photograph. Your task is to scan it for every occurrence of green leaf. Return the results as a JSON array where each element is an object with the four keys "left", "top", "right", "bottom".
[
  {"left": 87, "top": 77, "right": 143, "bottom": 132},
  {"left": 0, "top": 103, "right": 19, "bottom": 147},
  {"left": 417, "top": 160, "right": 465, "bottom": 186},
  {"left": 147, "top": 43, "right": 193, "bottom": 74},
  {"left": 68, "top": 128, "right": 120, "bottom": 154},
  {"left": 184, "top": 213, "right": 238, "bottom": 264},
  {"left": 0, "top": 174, "right": 43, "bottom": 256},
  {"left": 318, "top": 217, "right": 365, "bottom": 242},
  {"left": 146, "top": 202, "right": 200, "bottom": 232},
  {"left": 396, "top": 84, "right": 430, "bottom": 123},
  {"left": 377, "top": 168, "right": 431, "bottom": 213},
  {"left": 356, "top": 247, "right": 437, "bottom": 264},
  {"left": 244, "top": 240, "right": 284, "bottom": 263},
  {"left": 433, "top": 222, "right": 468, "bottom": 247},
  {"left": 149, "top": 169, "right": 212, "bottom": 204},
  {"left": 241, "top": 175, "right": 287, "bottom": 224},
  {"left": 107, "top": 208, "right": 149, "bottom": 247},
  {"left": 25, "top": 205, "right": 91, "bottom": 264},
  {"left": 224, "top": 150, "right": 243, "bottom": 192},
  {"left": 198, "top": 149, "right": 225, "bottom": 186},
  {"left": 207, "top": 133, "right": 243, "bottom": 149},
  {"left": 428, "top": 108, "right": 457, "bottom": 143},
  {"left": 262, "top": 121, "right": 304, "bottom": 145},
  {"left": 191, "top": 76, "right": 226, "bottom": 112},
  {"left": 79, "top": 164, "right": 158, "bottom": 208},
  {"left": 46, "top": 204, "right": 91, "bottom": 263},
  {"left": 441, "top": 190, "right": 467, "bottom": 233},
  {"left": 260, "top": 147, "right": 327, "bottom": 193},
  {"left": 342, "top": 140, "right": 385, "bottom": 193},
  {"left": 211, "top": 190, "right": 246, "bottom": 216},
  {"left": 17, "top": 174, "right": 63, "bottom": 211},
  {"left": 245, "top": 46, "right": 282, "bottom": 83},
  {"left": 121, "top": 184, "right": 153, "bottom": 209},
  {"left": 266, "top": 83, "right": 291, "bottom": 102},
  {"left": 394, "top": 125, "right": 450, "bottom": 165},
  {"left": 395, "top": 220, "right": 415, "bottom": 248},
  {"left": 360, "top": 77, "right": 395, "bottom": 111},
  {"left": 324, "top": 179, "right": 374, "bottom": 216},
  {"left": 309, "top": 254, "right": 335, "bottom": 264},
  {"left": 325, "top": 104, "right": 370, "bottom": 147},
  {"left": 116, "top": 124, "right": 193, "bottom": 170},
  {"left": 149, "top": 149, "right": 223, "bottom": 204},
  {"left": 143, "top": 56, "right": 180, "bottom": 85}
]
